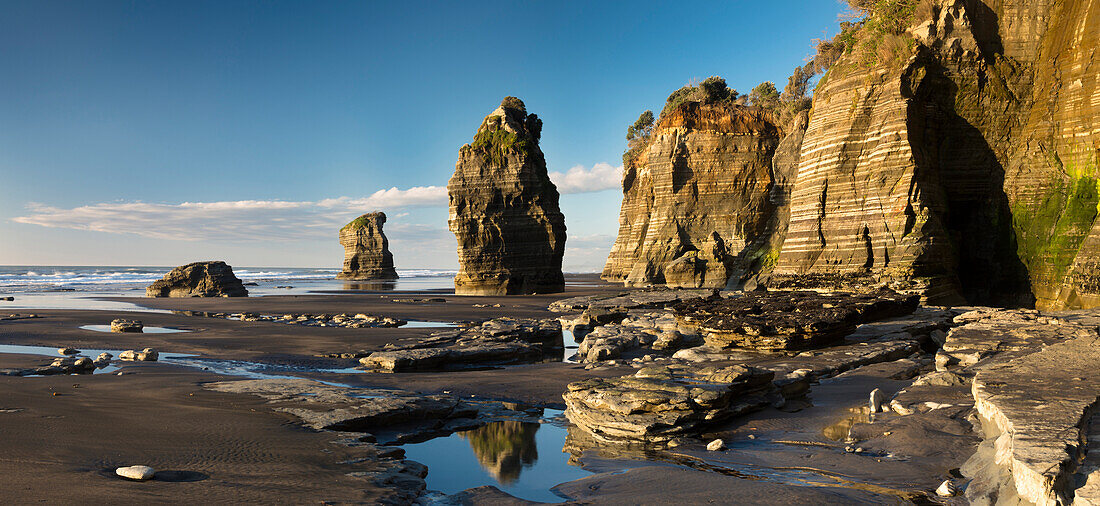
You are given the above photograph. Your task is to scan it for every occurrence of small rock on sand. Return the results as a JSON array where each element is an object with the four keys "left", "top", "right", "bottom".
[
  {"left": 935, "top": 479, "right": 957, "bottom": 497},
  {"left": 869, "top": 388, "right": 886, "bottom": 413},
  {"left": 119, "top": 348, "right": 159, "bottom": 362},
  {"left": 116, "top": 465, "right": 156, "bottom": 481},
  {"left": 706, "top": 439, "right": 725, "bottom": 451}
]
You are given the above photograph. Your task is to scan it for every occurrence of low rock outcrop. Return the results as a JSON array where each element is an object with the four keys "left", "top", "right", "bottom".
[
  {"left": 448, "top": 97, "right": 566, "bottom": 295},
  {"left": 336, "top": 212, "right": 399, "bottom": 281},
  {"left": 673, "top": 290, "right": 919, "bottom": 351},
  {"left": 146, "top": 261, "right": 248, "bottom": 298},
  {"left": 110, "top": 319, "right": 143, "bottom": 333},
  {"left": 358, "top": 318, "right": 562, "bottom": 372},
  {"left": 563, "top": 364, "right": 776, "bottom": 443}
]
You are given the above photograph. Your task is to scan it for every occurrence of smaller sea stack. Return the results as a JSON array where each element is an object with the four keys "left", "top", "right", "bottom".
[
  {"left": 146, "top": 261, "right": 248, "bottom": 297},
  {"left": 336, "top": 212, "right": 399, "bottom": 281}
]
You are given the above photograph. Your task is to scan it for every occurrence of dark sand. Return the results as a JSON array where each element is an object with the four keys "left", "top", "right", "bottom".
[{"left": 0, "top": 275, "right": 971, "bottom": 503}]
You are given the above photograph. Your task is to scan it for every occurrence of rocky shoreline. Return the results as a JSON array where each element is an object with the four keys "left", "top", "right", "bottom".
[{"left": 3, "top": 280, "right": 1099, "bottom": 503}]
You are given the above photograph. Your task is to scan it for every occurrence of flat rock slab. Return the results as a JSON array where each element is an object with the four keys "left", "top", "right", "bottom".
[
  {"left": 549, "top": 288, "right": 717, "bottom": 313},
  {"left": 937, "top": 309, "right": 1091, "bottom": 371},
  {"left": 673, "top": 289, "right": 919, "bottom": 351},
  {"left": 359, "top": 317, "right": 560, "bottom": 372},
  {"left": 205, "top": 378, "right": 478, "bottom": 435},
  {"left": 970, "top": 332, "right": 1100, "bottom": 505},
  {"left": 563, "top": 364, "right": 775, "bottom": 442}
]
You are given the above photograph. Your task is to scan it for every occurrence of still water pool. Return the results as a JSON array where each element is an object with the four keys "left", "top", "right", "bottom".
[{"left": 401, "top": 411, "right": 592, "bottom": 503}]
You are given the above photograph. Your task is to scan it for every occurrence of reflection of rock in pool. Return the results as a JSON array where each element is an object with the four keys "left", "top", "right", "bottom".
[
  {"left": 822, "top": 406, "right": 872, "bottom": 441},
  {"left": 459, "top": 420, "right": 539, "bottom": 484}
]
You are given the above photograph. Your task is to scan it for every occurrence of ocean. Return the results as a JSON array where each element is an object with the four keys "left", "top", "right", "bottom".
[{"left": 0, "top": 265, "right": 458, "bottom": 311}]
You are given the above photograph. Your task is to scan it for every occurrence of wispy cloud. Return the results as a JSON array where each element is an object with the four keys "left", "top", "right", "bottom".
[
  {"left": 549, "top": 163, "right": 622, "bottom": 194},
  {"left": 11, "top": 162, "right": 623, "bottom": 244},
  {"left": 318, "top": 186, "right": 447, "bottom": 209}
]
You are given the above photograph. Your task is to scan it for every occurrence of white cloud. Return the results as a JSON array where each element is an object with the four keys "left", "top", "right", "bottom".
[
  {"left": 10, "top": 166, "right": 622, "bottom": 247},
  {"left": 549, "top": 163, "right": 622, "bottom": 194},
  {"left": 12, "top": 187, "right": 449, "bottom": 243},
  {"left": 318, "top": 186, "right": 447, "bottom": 209}
]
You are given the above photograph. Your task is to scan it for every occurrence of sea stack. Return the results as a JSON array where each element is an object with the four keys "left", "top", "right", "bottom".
[
  {"left": 146, "top": 261, "right": 248, "bottom": 297},
  {"left": 602, "top": 88, "right": 782, "bottom": 289},
  {"left": 335, "top": 212, "right": 399, "bottom": 281},
  {"left": 448, "top": 97, "right": 566, "bottom": 295}
]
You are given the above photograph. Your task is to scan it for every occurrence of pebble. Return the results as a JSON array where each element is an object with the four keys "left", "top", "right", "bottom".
[
  {"left": 706, "top": 439, "right": 725, "bottom": 451},
  {"left": 936, "top": 479, "right": 958, "bottom": 497},
  {"left": 116, "top": 465, "right": 156, "bottom": 481}
]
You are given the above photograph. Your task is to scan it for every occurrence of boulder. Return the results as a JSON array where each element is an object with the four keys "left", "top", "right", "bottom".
[
  {"left": 110, "top": 319, "right": 143, "bottom": 333},
  {"left": 448, "top": 97, "right": 566, "bottom": 295},
  {"left": 335, "top": 212, "right": 399, "bottom": 281},
  {"left": 146, "top": 261, "right": 248, "bottom": 298}
]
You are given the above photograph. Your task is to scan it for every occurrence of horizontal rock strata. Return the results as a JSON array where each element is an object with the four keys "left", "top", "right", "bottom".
[
  {"left": 146, "top": 261, "right": 248, "bottom": 298},
  {"left": 448, "top": 97, "right": 566, "bottom": 295},
  {"left": 336, "top": 212, "right": 399, "bottom": 281},
  {"left": 771, "top": 0, "right": 1100, "bottom": 309},
  {"left": 563, "top": 364, "right": 776, "bottom": 443},
  {"left": 673, "top": 290, "right": 919, "bottom": 351},
  {"left": 602, "top": 102, "right": 781, "bottom": 288}
]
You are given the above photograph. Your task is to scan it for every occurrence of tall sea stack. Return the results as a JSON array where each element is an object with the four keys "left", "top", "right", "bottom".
[
  {"left": 602, "top": 100, "right": 782, "bottom": 288},
  {"left": 336, "top": 212, "right": 399, "bottom": 281},
  {"left": 447, "top": 97, "right": 566, "bottom": 295}
]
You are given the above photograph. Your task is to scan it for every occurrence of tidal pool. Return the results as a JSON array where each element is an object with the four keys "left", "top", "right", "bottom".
[
  {"left": 401, "top": 411, "right": 592, "bottom": 503},
  {"left": 79, "top": 324, "right": 190, "bottom": 333}
]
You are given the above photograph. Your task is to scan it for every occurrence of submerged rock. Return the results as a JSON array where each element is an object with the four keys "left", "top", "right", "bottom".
[
  {"left": 448, "top": 97, "right": 566, "bottom": 295},
  {"left": 146, "top": 261, "right": 248, "bottom": 298},
  {"left": 119, "top": 348, "right": 158, "bottom": 362},
  {"left": 335, "top": 212, "right": 399, "bottom": 281}
]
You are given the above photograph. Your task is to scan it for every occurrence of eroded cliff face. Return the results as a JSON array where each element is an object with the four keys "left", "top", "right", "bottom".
[
  {"left": 602, "top": 102, "right": 782, "bottom": 288},
  {"left": 336, "top": 212, "right": 398, "bottom": 281},
  {"left": 773, "top": 0, "right": 1100, "bottom": 309},
  {"left": 448, "top": 97, "right": 566, "bottom": 295}
]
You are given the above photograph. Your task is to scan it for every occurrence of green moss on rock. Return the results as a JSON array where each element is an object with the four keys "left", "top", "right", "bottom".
[{"left": 1014, "top": 175, "right": 1100, "bottom": 282}]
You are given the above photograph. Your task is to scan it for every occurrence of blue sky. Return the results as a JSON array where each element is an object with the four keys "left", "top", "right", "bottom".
[{"left": 0, "top": 0, "right": 847, "bottom": 270}]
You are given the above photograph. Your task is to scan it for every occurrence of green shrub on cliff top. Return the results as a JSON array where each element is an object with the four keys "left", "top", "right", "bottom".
[{"left": 623, "top": 77, "right": 746, "bottom": 167}]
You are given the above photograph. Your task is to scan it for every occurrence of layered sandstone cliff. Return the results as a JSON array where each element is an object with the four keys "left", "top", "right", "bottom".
[
  {"left": 771, "top": 0, "right": 1100, "bottom": 309},
  {"left": 448, "top": 97, "right": 566, "bottom": 295},
  {"left": 336, "top": 212, "right": 398, "bottom": 281},
  {"left": 601, "top": 102, "right": 782, "bottom": 288}
]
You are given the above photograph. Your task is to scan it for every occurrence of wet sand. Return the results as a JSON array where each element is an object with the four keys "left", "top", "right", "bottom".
[{"left": 0, "top": 364, "right": 403, "bottom": 503}]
